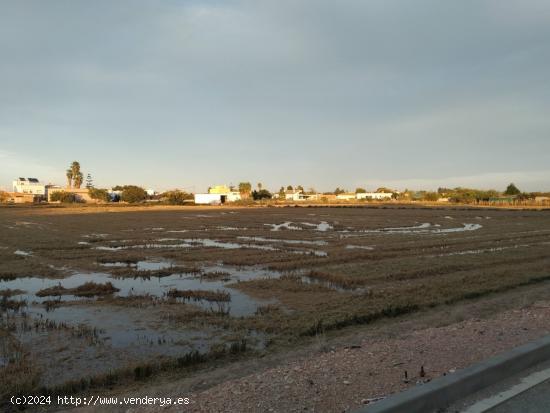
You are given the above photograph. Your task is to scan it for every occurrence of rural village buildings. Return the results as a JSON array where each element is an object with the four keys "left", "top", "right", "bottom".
[
  {"left": 6, "top": 178, "right": 47, "bottom": 203},
  {"left": 335, "top": 193, "right": 356, "bottom": 201},
  {"left": 9, "top": 177, "right": 546, "bottom": 205},
  {"left": 282, "top": 189, "right": 319, "bottom": 201},
  {"left": 194, "top": 185, "right": 242, "bottom": 205},
  {"left": 9, "top": 177, "right": 92, "bottom": 203},
  {"left": 356, "top": 192, "right": 393, "bottom": 200},
  {"left": 12, "top": 178, "right": 46, "bottom": 196}
]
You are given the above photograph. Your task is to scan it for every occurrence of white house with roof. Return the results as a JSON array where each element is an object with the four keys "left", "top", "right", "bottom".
[
  {"left": 283, "top": 189, "right": 319, "bottom": 201},
  {"left": 285, "top": 189, "right": 304, "bottom": 201},
  {"left": 12, "top": 178, "right": 46, "bottom": 196},
  {"left": 194, "top": 185, "right": 241, "bottom": 205}
]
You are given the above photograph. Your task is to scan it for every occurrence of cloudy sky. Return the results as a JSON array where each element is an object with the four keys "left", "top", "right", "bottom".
[{"left": 1, "top": 0, "right": 549, "bottom": 192}]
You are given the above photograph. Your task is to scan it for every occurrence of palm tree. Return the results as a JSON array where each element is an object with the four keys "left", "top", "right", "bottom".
[
  {"left": 67, "top": 161, "right": 83, "bottom": 188},
  {"left": 74, "top": 172, "right": 84, "bottom": 189},
  {"left": 66, "top": 169, "right": 73, "bottom": 188},
  {"left": 238, "top": 182, "right": 252, "bottom": 197},
  {"left": 70, "top": 161, "right": 81, "bottom": 179}
]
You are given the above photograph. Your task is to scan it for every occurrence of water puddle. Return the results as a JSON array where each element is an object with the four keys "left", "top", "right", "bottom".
[
  {"left": 0, "top": 264, "right": 280, "bottom": 378},
  {"left": 434, "top": 244, "right": 530, "bottom": 257},
  {"left": 237, "top": 236, "right": 328, "bottom": 246},
  {"left": 265, "top": 221, "right": 333, "bottom": 232},
  {"left": 348, "top": 223, "right": 483, "bottom": 235},
  {"left": 0, "top": 265, "right": 281, "bottom": 317},
  {"left": 94, "top": 242, "right": 194, "bottom": 251},
  {"left": 82, "top": 233, "right": 109, "bottom": 238},
  {"left": 99, "top": 259, "right": 174, "bottom": 271},
  {"left": 14, "top": 250, "right": 32, "bottom": 256},
  {"left": 292, "top": 249, "right": 328, "bottom": 257},
  {"left": 301, "top": 221, "right": 333, "bottom": 231},
  {"left": 435, "top": 223, "right": 483, "bottom": 233},
  {"left": 345, "top": 245, "right": 374, "bottom": 250},
  {"left": 265, "top": 222, "right": 302, "bottom": 231},
  {"left": 183, "top": 238, "right": 278, "bottom": 251},
  {"left": 93, "top": 239, "right": 277, "bottom": 252}
]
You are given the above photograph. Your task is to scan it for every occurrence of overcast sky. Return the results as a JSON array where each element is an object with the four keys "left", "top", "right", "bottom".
[{"left": 1, "top": 0, "right": 549, "bottom": 192}]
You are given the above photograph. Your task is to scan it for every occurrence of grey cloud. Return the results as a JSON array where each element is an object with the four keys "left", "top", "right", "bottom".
[{"left": 0, "top": 1, "right": 549, "bottom": 191}]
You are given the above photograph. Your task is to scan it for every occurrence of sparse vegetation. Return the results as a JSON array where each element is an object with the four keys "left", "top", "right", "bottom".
[
  {"left": 167, "top": 289, "right": 231, "bottom": 302},
  {"left": 89, "top": 188, "right": 110, "bottom": 202},
  {"left": 36, "top": 282, "right": 119, "bottom": 297},
  {"left": 162, "top": 190, "right": 194, "bottom": 205},
  {"left": 50, "top": 191, "right": 80, "bottom": 203}
]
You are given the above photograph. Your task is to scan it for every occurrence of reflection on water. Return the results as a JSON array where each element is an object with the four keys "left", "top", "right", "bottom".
[
  {"left": 0, "top": 264, "right": 281, "bottom": 317},
  {"left": 0, "top": 264, "right": 280, "bottom": 371}
]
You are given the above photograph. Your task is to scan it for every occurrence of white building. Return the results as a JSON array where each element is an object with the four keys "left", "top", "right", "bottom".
[
  {"left": 194, "top": 191, "right": 241, "bottom": 205},
  {"left": 12, "top": 178, "right": 46, "bottom": 196},
  {"left": 285, "top": 190, "right": 304, "bottom": 201},
  {"left": 283, "top": 190, "right": 319, "bottom": 201},
  {"left": 336, "top": 193, "right": 356, "bottom": 201},
  {"left": 356, "top": 192, "right": 393, "bottom": 200}
]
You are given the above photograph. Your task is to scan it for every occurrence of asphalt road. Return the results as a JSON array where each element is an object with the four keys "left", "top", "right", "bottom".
[{"left": 487, "top": 379, "right": 550, "bottom": 413}]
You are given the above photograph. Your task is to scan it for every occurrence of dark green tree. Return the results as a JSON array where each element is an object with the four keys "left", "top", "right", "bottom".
[
  {"left": 89, "top": 188, "right": 110, "bottom": 202},
  {"left": 120, "top": 186, "right": 147, "bottom": 203},
  {"left": 252, "top": 189, "right": 272, "bottom": 200},
  {"left": 504, "top": 183, "right": 521, "bottom": 196}
]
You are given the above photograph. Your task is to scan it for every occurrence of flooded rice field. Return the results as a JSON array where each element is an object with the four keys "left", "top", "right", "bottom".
[{"left": 1, "top": 205, "right": 550, "bottom": 398}]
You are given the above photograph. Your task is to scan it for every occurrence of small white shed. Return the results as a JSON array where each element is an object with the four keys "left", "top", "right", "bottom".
[{"left": 195, "top": 193, "right": 226, "bottom": 205}]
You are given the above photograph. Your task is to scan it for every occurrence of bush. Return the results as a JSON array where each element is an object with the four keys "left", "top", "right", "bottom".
[
  {"left": 252, "top": 189, "right": 272, "bottom": 200},
  {"left": 162, "top": 190, "right": 193, "bottom": 205},
  {"left": 423, "top": 192, "right": 439, "bottom": 202},
  {"left": 50, "top": 191, "right": 79, "bottom": 203},
  {"left": 88, "top": 188, "right": 110, "bottom": 202},
  {"left": 120, "top": 186, "right": 147, "bottom": 203},
  {"left": 0, "top": 190, "right": 9, "bottom": 203}
]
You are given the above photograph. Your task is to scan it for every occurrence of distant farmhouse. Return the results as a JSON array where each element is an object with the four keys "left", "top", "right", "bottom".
[
  {"left": 8, "top": 178, "right": 47, "bottom": 203},
  {"left": 335, "top": 191, "right": 395, "bottom": 201},
  {"left": 283, "top": 189, "right": 319, "bottom": 202},
  {"left": 47, "top": 187, "right": 92, "bottom": 202},
  {"left": 194, "top": 185, "right": 242, "bottom": 205},
  {"left": 13, "top": 177, "right": 46, "bottom": 196},
  {"left": 356, "top": 192, "right": 393, "bottom": 200},
  {"left": 336, "top": 193, "right": 356, "bottom": 201}
]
